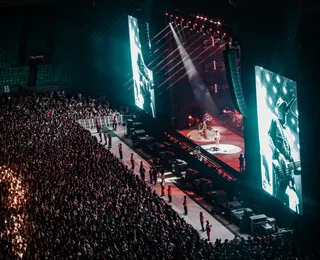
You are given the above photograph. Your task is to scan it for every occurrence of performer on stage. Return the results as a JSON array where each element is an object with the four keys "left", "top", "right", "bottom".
[
  {"left": 203, "top": 121, "right": 208, "bottom": 139},
  {"left": 197, "top": 118, "right": 202, "bottom": 133},
  {"left": 212, "top": 130, "right": 220, "bottom": 150}
]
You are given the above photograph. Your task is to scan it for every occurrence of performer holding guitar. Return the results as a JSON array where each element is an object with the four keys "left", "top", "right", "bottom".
[{"left": 268, "top": 97, "right": 301, "bottom": 213}]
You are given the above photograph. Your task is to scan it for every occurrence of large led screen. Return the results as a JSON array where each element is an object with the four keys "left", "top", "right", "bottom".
[
  {"left": 128, "top": 16, "right": 156, "bottom": 118},
  {"left": 255, "top": 66, "right": 302, "bottom": 214}
]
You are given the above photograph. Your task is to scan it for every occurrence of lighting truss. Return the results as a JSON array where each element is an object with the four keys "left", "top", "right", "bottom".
[{"left": 165, "top": 12, "right": 231, "bottom": 45}]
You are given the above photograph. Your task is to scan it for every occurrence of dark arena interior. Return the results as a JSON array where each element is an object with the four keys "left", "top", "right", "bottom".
[{"left": 0, "top": 0, "right": 319, "bottom": 259}]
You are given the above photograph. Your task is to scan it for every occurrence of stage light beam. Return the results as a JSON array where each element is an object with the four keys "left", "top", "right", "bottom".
[
  {"left": 169, "top": 23, "right": 219, "bottom": 116},
  {"left": 162, "top": 43, "right": 225, "bottom": 89},
  {"left": 157, "top": 30, "right": 206, "bottom": 73}
]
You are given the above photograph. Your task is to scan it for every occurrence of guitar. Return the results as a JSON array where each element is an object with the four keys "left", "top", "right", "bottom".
[
  {"left": 261, "top": 153, "right": 300, "bottom": 186},
  {"left": 272, "top": 158, "right": 300, "bottom": 198},
  {"left": 272, "top": 159, "right": 301, "bottom": 180}
]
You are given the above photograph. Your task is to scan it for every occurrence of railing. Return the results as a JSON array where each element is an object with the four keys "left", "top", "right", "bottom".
[{"left": 78, "top": 115, "right": 135, "bottom": 130}]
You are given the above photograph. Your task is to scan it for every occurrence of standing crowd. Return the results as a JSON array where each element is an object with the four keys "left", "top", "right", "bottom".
[{"left": 0, "top": 93, "right": 315, "bottom": 259}]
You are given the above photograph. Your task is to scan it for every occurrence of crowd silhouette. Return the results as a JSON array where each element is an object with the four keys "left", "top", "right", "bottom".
[{"left": 0, "top": 93, "right": 314, "bottom": 259}]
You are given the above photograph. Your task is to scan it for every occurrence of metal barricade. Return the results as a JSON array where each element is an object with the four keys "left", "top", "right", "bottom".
[{"left": 78, "top": 115, "right": 134, "bottom": 130}]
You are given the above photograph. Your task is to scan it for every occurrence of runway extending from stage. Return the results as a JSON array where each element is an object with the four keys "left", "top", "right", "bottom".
[{"left": 178, "top": 121, "right": 245, "bottom": 172}]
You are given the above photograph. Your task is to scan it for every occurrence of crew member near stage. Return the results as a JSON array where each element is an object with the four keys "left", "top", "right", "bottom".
[
  {"left": 108, "top": 134, "right": 112, "bottom": 148},
  {"left": 96, "top": 119, "right": 100, "bottom": 132},
  {"left": 130, "top": 153, "right": 135, "bottom": 170},
  {"left": 149, "top": 168, "right": 153, "bottom": 184},
  {"left": 167, "top": 185, "right": 172, "bottom": 203},
  {"left": 183, "top": 196, "right": 188, "bottom": 215},
  {"left": 153, "top": 167, "right": 158, "bottom": 185},
  {"left": 206, "top": 220, "right": 212, "bottom": 241},
  {"left": 98, "top": 128, "right": 102, "bottom": 142},
  {"left": 113, "top": 116, "right": 117, "bottom": 131},
  {"left": 239, "top": 154, "right": 244, "bottom": 172},
  {"left": 160, "top": 168, "right": 165, "bottom": 183},
  {"left": 118, "top": 143, "right": 123, "bottom": 160},
  {"left": 139, "top": 161, "right": 145, "bottom": 181},
  {"left": 268, "top": 97, "right": 300, "bottom": 212},
  {"left": 103, "top": 131, "right": 107, "bottom": 145},
  {"left": 160, "top": 181, "right": 165, "bottom": 197},
  {"left": 200, "top": 212, "right": 205, "bottom": 231}
]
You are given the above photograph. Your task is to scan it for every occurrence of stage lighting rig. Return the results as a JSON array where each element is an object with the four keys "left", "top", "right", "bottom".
[{"left": 165, "top": 12, "right": 231, "bottom": 45}]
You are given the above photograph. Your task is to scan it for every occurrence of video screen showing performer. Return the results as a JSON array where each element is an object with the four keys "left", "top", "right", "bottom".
[
  {"left": 128, "top": 16, "right": 156, "bottom": 118},
  {"left": 255, "top": 66, "right": 302, "bottom": 214}
]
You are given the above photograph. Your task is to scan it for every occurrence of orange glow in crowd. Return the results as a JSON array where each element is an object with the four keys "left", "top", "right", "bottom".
[{"left": 0, "top": 166, "right": 27, "bottom": 259}]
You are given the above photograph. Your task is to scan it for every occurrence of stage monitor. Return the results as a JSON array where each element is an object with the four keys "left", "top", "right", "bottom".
[
  {"left": 128, "top": 15, "right": 156, "bottom": 118},
  {"left": 255, "top": 66, "right": 302, "bottom": 215}
]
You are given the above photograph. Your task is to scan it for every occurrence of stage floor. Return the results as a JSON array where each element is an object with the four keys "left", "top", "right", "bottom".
[{"left": 178, "top": 125, "right": 245, "bottom": 172}]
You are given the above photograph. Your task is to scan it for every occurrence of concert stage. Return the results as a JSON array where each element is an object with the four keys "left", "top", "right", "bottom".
[{"left": 178, "top": 125, "right": 245, "bottom": 172}]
